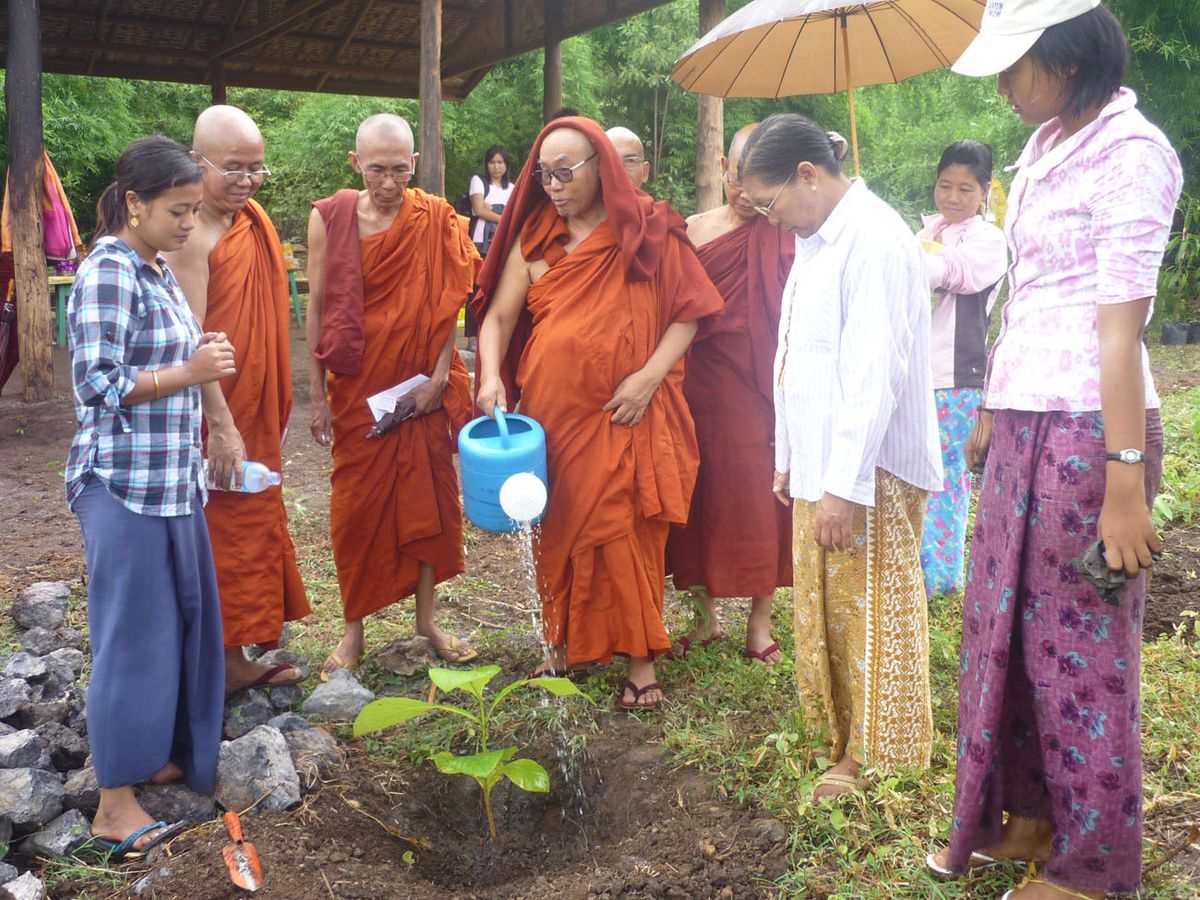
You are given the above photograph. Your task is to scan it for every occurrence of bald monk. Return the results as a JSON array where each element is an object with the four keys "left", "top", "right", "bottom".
[
  {"left": 605, "top": 127, "right": 650, "bottom": 190},
  {"left": 308, "top": 114, "right": 481, "bottom": 678},
  {"left": 665, "top": 124, "right": 794, "bottom": 666},
  {"left": 167, "top": 105, "right": 309, "bottom": 694},
  {"left": 475, "top": 117, "right": 723, "bottom": 710}
]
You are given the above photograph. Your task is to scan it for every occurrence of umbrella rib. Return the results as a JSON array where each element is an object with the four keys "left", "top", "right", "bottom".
[
  {"left": 721, "top": 21, "right": 783, "bottom": 97},
  {"left": 925, "top": 0, "right": 987, "bottom": 31},
  {"left": 888, "top": 2, "right": 952, "bottom": 67},
  {"left": 774, "top": 15, "right": 813, "bottom": 99},
  {"left": 863, "top": 5, "right": 900, "bottom": 83}
]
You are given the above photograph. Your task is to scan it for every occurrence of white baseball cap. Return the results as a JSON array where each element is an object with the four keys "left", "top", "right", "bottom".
[{"left": 953, "top": 0, "right": 1103, "bottom": 77}]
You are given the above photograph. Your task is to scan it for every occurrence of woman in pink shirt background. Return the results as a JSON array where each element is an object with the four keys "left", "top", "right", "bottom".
[
  {"left": 917, "top": 141, "right": 1008, "bottom": 599},
  {"left": 928, "top": 2, "right": 1183, "bottom": 898}
]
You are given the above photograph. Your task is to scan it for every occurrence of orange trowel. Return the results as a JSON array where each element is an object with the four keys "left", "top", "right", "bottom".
[{"left": 222, "top": 811, "right": 263, "bottom": 891}]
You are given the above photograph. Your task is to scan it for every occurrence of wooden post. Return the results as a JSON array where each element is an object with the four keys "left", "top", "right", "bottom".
[
  {"left": 695, "top": 0, "right": 725, "bottom": 213},
  {"left": 6, "top": 0, "right": 53, "bottom": 402},
  {"left": 212, "top": 61, "right": 227, "bottom": 105},
  {"left": 542, "top": 0, "right": 562, "bottom": 124},
  {"left": 418, "top": 0, "right": 445, "bottom": 195}
]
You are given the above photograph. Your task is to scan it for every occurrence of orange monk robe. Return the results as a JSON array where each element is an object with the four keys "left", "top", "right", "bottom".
[
  {"left": 667, "top": 216, "right": 795, "bottom": 598},
  {"left": 326, "top": 189, "right": 479, "bottom": 621},
  {"left": 203, "top": 199, "right": 310, "bottom": 649},
  {"left": 515, "top": 203, "right": 724, "bottom": 666}
]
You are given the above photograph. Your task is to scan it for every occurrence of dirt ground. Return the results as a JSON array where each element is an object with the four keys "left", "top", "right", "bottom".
[{"left": 2, "top": 332, "right": 1198, "bottom": 899}]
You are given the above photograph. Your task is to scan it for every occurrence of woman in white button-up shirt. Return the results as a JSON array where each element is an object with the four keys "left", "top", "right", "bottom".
[{"left": 739, "top": 114, "right": 943, "bottom": 802}]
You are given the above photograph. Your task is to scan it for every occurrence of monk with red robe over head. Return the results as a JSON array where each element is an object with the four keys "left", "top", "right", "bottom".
[
  {"left": 167, "top": 105, "right": 309, "bottom": 697},
  {"left": 474, "top": 117, "right": 723, "bottom": 710},
  {"left": 307, "top": 114, "right": 480, "bottom": 679},
  {"left": 666, "top": 123, "right": 795, "bottom": 666}
]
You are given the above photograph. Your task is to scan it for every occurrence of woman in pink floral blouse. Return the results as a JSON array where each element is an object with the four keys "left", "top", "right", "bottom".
[{"left": 927, "top": 2, "right": 1183, "bottom": 899}]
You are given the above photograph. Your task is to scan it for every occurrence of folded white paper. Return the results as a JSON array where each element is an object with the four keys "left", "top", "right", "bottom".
[{"left": 366, "top": 374, "right": 430, "bottom": 422}]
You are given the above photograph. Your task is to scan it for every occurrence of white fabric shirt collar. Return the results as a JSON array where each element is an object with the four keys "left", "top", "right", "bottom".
[{"left": 802, "top": 177, "right": 867, "bottom": 248}]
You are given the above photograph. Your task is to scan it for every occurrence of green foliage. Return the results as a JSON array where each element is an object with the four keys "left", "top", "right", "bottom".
[
  {"left": 353, "top": 664, "right": 588, "bottom": 838},
  {"left": 1157, "top": 193, "right": 1200, "bottom": 322},
  {"left": 1153, "top": 386, "right": 1200, "bottom": 527}
]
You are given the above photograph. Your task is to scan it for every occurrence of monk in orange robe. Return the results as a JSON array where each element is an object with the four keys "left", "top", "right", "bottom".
[
  {"left": 475, "top": 117, "right": 723, "bottom": 710},
  {"left": 168, "top": 106, "right": 309, "bottom": 695},
  {"left": 307, "top": 114, "right": 480, "bottom": 678},
  {"left": 666, "top": 124, "right": 794, "bottom": 665}
]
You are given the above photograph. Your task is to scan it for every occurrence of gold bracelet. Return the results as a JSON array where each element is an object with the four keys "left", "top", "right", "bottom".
[{"left": 152, "top": 370, "right": 161, "bottom": 399}]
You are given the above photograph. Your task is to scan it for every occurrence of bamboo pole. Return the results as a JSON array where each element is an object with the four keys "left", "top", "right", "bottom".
[
  {"left": 6, "top": 0, "right": 53, "bottom": 401},
  {"left": 839, "top": 14, "right": 860, "bottom": 177}
]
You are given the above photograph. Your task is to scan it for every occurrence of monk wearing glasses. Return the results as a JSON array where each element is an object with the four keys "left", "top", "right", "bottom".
[
  {"left": 474, "top": 117, "right": 723, "bottom": 710},
  {"left": 307, "top": 114, "right": 481, "bottom": 680}
]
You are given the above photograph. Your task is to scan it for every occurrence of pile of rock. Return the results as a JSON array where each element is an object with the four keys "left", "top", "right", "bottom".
[{"left": 1, "top": 582, "right": 366, "bottom": 896}]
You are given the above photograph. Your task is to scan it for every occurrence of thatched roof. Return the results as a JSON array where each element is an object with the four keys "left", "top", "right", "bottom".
[{"left": 0, "top": 0, "right": 673, "bottom": 100}]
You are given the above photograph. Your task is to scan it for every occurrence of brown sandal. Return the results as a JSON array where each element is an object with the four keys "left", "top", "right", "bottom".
[{"left": 617, "top": 679, "right": 663, "bottom": 711}]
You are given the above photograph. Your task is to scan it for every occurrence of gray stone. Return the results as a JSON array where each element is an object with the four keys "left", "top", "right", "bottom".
[
  {"left": 65, "top": 693, "right": 87, "bottom": 737},
  {"left": 215, "top": 726, "right": 300, "bottom": 814},
  {"left": 374, "top": 636, "right": 434, "bottom": 676},
  {"left": 0, "top": 769, "right": 64, "bottom": 828},
  {"left": 0, "top": 864, "right": 16, "bottom": 885},
  {"left": 17, "top": 627, "right": 83, "bottom": 657},
  {"left": 256, "top": 648, "right": 308, "bottom": 681},
  {"left": 223, "top": 690, "right": 275, "bottom": 740},
  {"left": 266, "top": 685, "right": 302, "bottom": 712},
  {"left": 63, "top": 767, "right": 99, "bottom": 815},
  {"left": 247, "top": 623, "right": 291, "bottom": 659},
  {"left": 131, "top": 864, "right": 175, "bottom": 896},
  {"left": 272, "top": 717, "right": 342, "bottom": 787},
  {"left": 0, "top": 731, "right": 49, "bottom": 770},
  {"left": 0, "top": 724, "right": 14, "bottom": 737},
  {"left": 0, "top": 680, "right": 30, "bottom": 721},
  {"left": 750, "top": 816, "right": 788, "bottom": 845},
  {"left": 138, "top": 783, "right": 216, "bottom": 824},
  {"left": 301, "top": 669, "right": 374, "bottom": 721},
  {"left": 16, "top": 699, "right": 70, "bottom": 729},
  {"left": 18, "top": 809, "right": 90, "bottom": 858},
  {"left": 3, "top": 654, "right": 73, "bottom": 700},
  {"left": 11, "top": 583, "right": 70, "bottom": 631},
  {"left": 44, "top": 649, "right": 84, "bottom": 680},
  {"left": 34, "top": 723, "right": 88, "bottom": 772},
  {"left": 0, "top": 871, "right": 45, "bottom": 900}
]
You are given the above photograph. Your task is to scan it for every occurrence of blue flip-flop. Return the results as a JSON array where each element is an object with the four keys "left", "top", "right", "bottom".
[{"left": 87, "top": 820, "right": 186, "bottom": 860}]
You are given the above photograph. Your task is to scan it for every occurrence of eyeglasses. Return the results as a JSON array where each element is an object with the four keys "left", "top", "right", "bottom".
[
  {"left": 198, "top": 154, "right": 271, "bottom": 184},
  {"left": 753, "top": 171, "right": 795, "bottom": 217},
  {"left": 532, "top": 152, "right": 597, "bottom": 186},
  {"left": 621, "top": 155, "right": 645, "bottom": 167}
]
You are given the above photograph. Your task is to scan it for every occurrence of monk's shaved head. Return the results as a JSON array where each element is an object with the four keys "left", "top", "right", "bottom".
[
  {"left": 356, "top": 114, "right": 414, "bottom": 155},
  {"left": 606, "top": 126, "right": 650, "bottom": 189},
  {"left": 540, "top": 127, "right": 595, "bottom": 164},
  {"left": 193, "top": 105, "right": 263, "bottom": 156},
  {"left": 725, "top": 123, "right": 759, "bottom": 181}
]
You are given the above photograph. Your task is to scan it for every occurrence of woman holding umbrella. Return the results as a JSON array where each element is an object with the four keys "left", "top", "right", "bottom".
[{"left": 927, "top": 2, "right": 1182, "bottom": 898}]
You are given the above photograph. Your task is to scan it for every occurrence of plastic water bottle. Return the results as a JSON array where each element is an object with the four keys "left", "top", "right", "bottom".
[{"left": 239, "top": 461, "right": 281, "bottom": 493}]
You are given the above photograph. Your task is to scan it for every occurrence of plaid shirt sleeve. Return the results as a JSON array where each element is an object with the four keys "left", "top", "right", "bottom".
[{"left": 69, "top": 254, "right": 140, "bottom": 421}]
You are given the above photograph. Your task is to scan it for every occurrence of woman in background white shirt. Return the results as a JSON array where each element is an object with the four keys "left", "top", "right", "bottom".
[{"left": 740, "top": 113, "right": 943, "bottom": 802}]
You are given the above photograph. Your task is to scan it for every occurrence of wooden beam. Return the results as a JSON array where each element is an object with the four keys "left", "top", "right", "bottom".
[
  {"left": 85, "top": 0, "right": 116, "bottom": 75},
  {"left": 542, "top": 0, "right": 562, "bottom": 123},
  {"left": 208, "top": 0, "right": 349, "bottom": 60},
  {"left": 5, "top": 0, "right": 53, "bottom": 402},
  {"left": 418, "top": 0, "right": 444, "bottom": 195},
  {"left": 695, "top": 0, "right": 724, "bottom": 213},
  {"left": 316, "top": 0, "right": 374, "bottom": 90},
  {"left": 220, "top": 0, "right": 256, "bottom": 43}
]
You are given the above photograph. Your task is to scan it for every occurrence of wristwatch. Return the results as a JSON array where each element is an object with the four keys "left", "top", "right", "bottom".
[{"left": 1106, "top": 449, "right": 1145, "bottom": 464}]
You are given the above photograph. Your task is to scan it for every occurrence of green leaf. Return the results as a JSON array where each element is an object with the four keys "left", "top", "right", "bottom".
[
  {"left": 526, "top": 676, "right": 588, "bottom": 698},
  {"left": 428, "top": 665, "right": 501, "bottom": 699},
  {"left": 431, "top": 749, "right": 507, "bottom": 780},
  {"left": 353, "top": 698, "right": 439, "bottom": 737},
  {"left": 500, "top": 758, "right": 551, "bottom": 794}
]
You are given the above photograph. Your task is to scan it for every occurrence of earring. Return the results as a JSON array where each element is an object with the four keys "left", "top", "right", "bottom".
[
  {"left": 130, "top": 215, "right": 140, "bottom": 228},
  {"left": 811, "top": 185, "right": 818, "bottom": 192}
]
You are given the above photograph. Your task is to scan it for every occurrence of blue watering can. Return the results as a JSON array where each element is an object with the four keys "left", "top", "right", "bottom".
[{"left": 458, "top": 409, "right": 548, "bottom": 532}]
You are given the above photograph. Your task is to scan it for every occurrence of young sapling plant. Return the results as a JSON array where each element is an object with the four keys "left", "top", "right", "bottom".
[{"left": 353, "top": 665, "right": 588, "bottom": 838}]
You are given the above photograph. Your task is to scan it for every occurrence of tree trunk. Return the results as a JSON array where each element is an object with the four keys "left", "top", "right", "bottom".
[
  {"left": 6, "top": 0, "right": 53, "bottom": 402},
  {"left": 695, "top": 0, "right": 725, "bottom": 213},
  {"left": 418, "top": 0, "right": 445, "bottom": 195},
  {"left": 542, "top": 0, "right": 563, "bottom": 123}
]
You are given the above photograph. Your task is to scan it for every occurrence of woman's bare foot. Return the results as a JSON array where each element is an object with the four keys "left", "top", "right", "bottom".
[
  {"left": 417, "top": 622, "right": 478, "bottom": 663},
  {"left": 927, "top": 815, "right": 1052, "bottom": 873},
  {"left": 321, "top": 621, "right": 365, "bottom": 679},
  {"left": 148, "top": 761, "right": 183, "bottom": 786},
  {"left": 225, "top": 647, "right": 303, "bottom": 693},
  {"left": 669, "top": 590, "right": 724, "bottom": 657},
  {"left": 813, "top": 755, "right": 861, "bottom": 800},
  {"left": 745, "top": 595, "right": 780, "bottom": 664},
  {"left": 92, "top": 786, "right": 172, "bottom": 848}
]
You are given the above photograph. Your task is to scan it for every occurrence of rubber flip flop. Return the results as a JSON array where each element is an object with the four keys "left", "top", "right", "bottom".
[
  {"left": 664, "top": 633, "right": 721, "bottom": 661},
  {"left": 86, "top": 820, "right": 186, "bottom": 861},
  {"left": 431, "top": 636, "right": 478, "bottom": 664},
  {"left": 244, "top": 662, "right": 304, "bottom": 691},
  {"left": 745, "top": 641, "right": 782, "bottom": 663},
  {"left": 319, "top": 649, "right": 361, "bottom": 683},
  {"left": 617, "top": 679, "right": 663, "bottom": 711},
  {"left": 925, "top": 850, "right": 1029, "bottom": 880}
]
